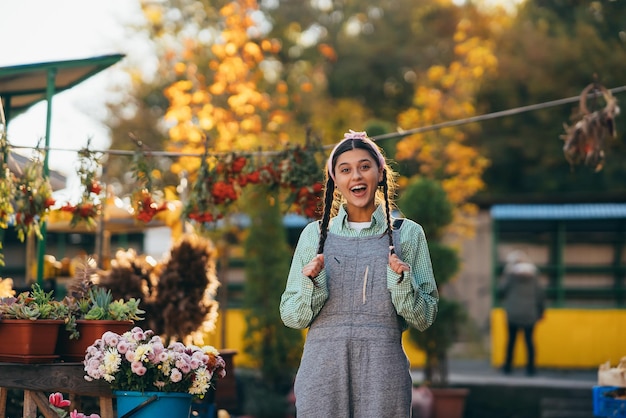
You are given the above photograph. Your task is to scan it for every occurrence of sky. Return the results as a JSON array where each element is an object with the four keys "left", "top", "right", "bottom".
[{"left": 0, "top": 0, "right": 152, "bottom": 194}]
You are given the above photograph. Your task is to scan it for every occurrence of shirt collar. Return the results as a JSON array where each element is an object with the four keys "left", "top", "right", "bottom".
[{"left": 335, "top": 204, "right": 388, "bottom": 232}]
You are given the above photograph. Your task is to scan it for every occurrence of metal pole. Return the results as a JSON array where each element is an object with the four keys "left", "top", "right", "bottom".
[{"left": 35, "top": 68, "right": 56, "bottom": 287}]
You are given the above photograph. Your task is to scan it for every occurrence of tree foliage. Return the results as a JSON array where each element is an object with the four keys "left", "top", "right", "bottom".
[
  {"left": 242, "top": 185, "right": 303, "bottom": 415},
  {"left": 395, "top": 18, "right": 496, "bottom": 238},
  {"left": 470, "top": 0, "right": 626, "bottom": 200},
  {"left": 397, "top": 177, "right": 465, "bottom": 386}
]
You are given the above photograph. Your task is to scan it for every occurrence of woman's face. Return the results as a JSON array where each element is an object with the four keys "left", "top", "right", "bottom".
[{"left": 333, "top": 148, "right": 383, "bottom": 221}]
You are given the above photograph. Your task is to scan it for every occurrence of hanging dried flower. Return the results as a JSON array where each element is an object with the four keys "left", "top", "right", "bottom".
[
  {"left": 561, "top": 82, "right": 620, "bottom": 172},
  {"left": 60, "top": 141, "right": 103, "bottom": 228},
  {"left": 0, "top": 117, "right": 14, "bottom": 266},
  {"left": 130, "top": 138, "right": 167, "bottom": 223},
  {"left": 13, "top": 146, "right": 55, "bottom": 242},
  {"left": 0, "top": 125, "right": 14, "bottom": 230},
  {"left": 184, "top": 134, "right": 259, "bottom": 226},
  {"left": 265, "top": 134, "right": 325, "bottom": 218}
]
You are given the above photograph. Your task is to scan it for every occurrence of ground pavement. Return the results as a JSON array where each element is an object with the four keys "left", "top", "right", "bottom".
[{"left": 411, "top": 358, "right": 601, "bottom": 418}]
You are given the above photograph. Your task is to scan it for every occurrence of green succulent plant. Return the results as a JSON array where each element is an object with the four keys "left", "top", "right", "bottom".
[
  {"left": 63, "top": 285, "right": 145, "bottom": 339},
  {"left": 61, "top": 258, "right": 145, "bottom": 339},
  {"left": 0, "top": 283, "right": 67, "bottom": 320}
]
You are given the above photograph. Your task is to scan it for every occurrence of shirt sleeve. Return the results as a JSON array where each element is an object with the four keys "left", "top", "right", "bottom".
[
  {"left": 387, "top": 220, "right": 439, "bottom": 331},
  {"left": 279, "top": 222, "right": 329, "bottom": 329}
]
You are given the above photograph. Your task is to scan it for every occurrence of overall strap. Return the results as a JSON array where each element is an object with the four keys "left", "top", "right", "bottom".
[{"left": 392, "top": 218, "right": 404, "bottom": 229}]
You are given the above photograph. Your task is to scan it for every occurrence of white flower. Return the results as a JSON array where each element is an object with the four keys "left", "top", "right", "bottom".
[{"left": 103, "top": 348, "right": 121, "bottom": 376}]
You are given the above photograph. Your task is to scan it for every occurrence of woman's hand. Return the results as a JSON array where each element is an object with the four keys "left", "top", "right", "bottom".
[
  {"left": 389, "top": 246, "right": 409, "bottom": 283},
  {"left": 302, "top": 254, "right": 325, "bottom": 279},
  {"left": 388, "top": 247, "right": 410, "bottom": 274}
]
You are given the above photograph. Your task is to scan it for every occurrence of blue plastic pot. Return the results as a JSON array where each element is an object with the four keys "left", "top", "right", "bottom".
[{"left": 113, "top": 391, "right": 192, "bottom": 418}]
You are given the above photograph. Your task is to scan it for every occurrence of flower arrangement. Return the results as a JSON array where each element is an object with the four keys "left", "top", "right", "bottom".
[
  {"left": 83, "top": 327, "right": 226, "bottom": 397},
  {"left": 48, "top": 392, "right": 100, "bottom": 418}
]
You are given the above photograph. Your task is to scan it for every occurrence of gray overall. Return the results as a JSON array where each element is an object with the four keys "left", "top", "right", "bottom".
[{"left": 294, "top": 230, "right": 412, "bottom": 418}]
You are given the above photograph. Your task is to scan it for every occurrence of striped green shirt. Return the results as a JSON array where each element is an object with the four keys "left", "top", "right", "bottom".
[{"left": 279, "top": 204, "right": 439, "bottom": 331}]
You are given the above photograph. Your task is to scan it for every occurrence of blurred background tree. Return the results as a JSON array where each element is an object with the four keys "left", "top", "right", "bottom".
[
  {"left": 240, "top": 184, "right": 303, "bottom": 417},
  {"left": 102, "top": 0, "right": 625, "bottom": 204},
  {"left": 398, "top": 176, "right": 465, "bottom": 387}
]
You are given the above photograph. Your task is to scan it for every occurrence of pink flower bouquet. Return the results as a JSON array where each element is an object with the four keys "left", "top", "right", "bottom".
[{"left": 83, "top": 326, "right": 226, "bottom": 398}]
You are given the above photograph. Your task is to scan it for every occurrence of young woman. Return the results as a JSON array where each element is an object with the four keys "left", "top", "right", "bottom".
[{"left": 280, "top": 130, "right": 439, "bottom": 418}]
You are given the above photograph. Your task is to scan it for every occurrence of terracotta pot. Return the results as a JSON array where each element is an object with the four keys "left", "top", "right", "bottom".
[
  {"left": 0, "top": 319, "right": 63, "bottom": 363},
  {"left": 56, "top": 319, "right": 134, "bottom": 362},
  {"left": 431, "top": 387, "right": 469, "bottom": 418}
]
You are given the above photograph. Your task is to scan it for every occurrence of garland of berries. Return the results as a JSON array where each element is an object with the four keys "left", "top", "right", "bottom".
[
  {"left": 131, "top": 140, "right": 167, "bottom": 223},
  {"left": 60, "top": 142, "right": 103, "bottom": 228},
  {"left": 184, "top": 137, "right": 324, "bottom": 226},
  {"left": 13, "top": 146, "right": 55, "bottom": 242},
  {"left": 0, "top": 134, "right": 325, "bottom": 237}
]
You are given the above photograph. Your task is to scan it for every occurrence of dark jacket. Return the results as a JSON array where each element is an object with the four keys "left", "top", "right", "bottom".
[{"left": 498, "top": 262, "right": 545, "bottom": 326}]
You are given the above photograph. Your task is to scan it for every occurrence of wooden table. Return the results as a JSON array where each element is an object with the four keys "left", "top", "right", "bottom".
[
  {"left": 0, "top": 362, "right": 113, "bottom": 418},
  {"left": 0, "top": 350, "right": 238, "bottom": 418}
]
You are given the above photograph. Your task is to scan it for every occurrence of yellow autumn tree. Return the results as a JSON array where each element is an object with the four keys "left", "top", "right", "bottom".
[
  {"left": 396, "top": 18, "right": 497, "bottom": 239},
  {"left": 158, "top": 0, "right": 291, "bottom": 176}
]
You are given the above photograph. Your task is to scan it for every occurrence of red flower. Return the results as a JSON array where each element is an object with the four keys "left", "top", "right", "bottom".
[
  {"left": 231, "top": 156, "right": 247, "bottom": 174},
  {"left": 89, "top": 181, "right": 102, "bottom": 195},
  {"left": 49, "top": 392, "right": 71, "bottom": 408}
]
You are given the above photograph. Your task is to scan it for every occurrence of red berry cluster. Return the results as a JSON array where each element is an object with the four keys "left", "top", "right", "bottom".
[
  {"left": 294, "top": 182, "right": 323, "bottom": 218},
  {"left": 186, "top": 154, "right": 263, "bottom": 224},
  {"left": 60, "top": 201, "right": 100, "bottom": 228},
  {"left": 134, "top": 189, "right": 168, "bottom": 223}
]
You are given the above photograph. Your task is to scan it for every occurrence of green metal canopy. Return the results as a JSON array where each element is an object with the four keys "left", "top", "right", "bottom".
[
  {"left": 0, "top": 53, "right": 125, "bottom": 285},
  {"left": 0, "top": 53, "right": 125, "bottom": 121}
]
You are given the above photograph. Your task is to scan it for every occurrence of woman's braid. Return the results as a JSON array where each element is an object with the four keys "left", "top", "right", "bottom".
[
  {"left": 383, "top": 169, "right": 404, "bottom": 283},
  {"left": 317, "top": 177, "right": 335, "bottom": 255}
]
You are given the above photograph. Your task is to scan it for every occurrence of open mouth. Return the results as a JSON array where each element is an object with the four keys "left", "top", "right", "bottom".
[{"left": 350, "top": 185, "right": 367, "bottom": 196}]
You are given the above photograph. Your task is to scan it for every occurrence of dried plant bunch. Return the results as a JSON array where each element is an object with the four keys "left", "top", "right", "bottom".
[{"left": 152, "top": 234, "right": 220, "bottom": 345}]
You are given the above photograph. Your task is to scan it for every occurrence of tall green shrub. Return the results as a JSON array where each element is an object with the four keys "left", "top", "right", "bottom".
[
  {"left": 242, "top": 185, "right": 303, "bottom": 417},
  {"left": 397, "top": 176, "right": 466, "bottom": 386}
]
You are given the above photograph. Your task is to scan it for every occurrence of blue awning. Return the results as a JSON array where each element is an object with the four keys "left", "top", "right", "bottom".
[{"left": 491, "top": 203, "right": 626, "bottom": 220}]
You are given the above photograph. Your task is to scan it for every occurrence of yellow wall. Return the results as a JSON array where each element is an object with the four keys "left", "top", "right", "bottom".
[
  {"left": 491, "top": 308, "right": 626, "bottom": 368},
  {"left": 202, "top": 308, "right": 427, "bottom": 368}
]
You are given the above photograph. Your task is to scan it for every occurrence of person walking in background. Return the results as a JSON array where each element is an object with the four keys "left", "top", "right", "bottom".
[
  {"left": 279, "top": 130, "right": 439, "bottom": 418},
  {"left": 498, "top": 249, "right": 546, "bottom": 376}
]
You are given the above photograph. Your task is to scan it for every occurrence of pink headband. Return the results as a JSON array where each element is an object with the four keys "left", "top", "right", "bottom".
[{"left": 327, "top": 130, "right": 386, "bottom": 181}]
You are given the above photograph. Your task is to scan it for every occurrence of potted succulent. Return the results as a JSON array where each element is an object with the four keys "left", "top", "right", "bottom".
[
  {"left": 0, "top": 283, "right": 67, "bottom": 362},
  {"left": 56, "top": 268, "right": 145, "bottom": 362}
]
